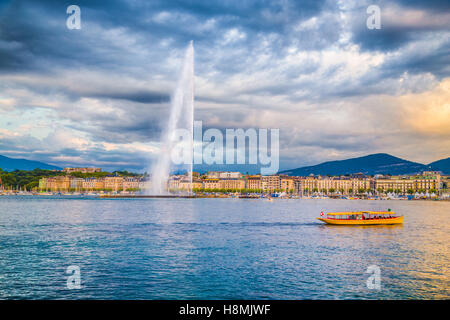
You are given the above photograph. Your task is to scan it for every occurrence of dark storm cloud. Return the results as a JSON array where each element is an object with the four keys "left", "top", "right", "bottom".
[
  {"left": 350, "top": 0, "right": 450, "bottom": 53},
  {"left": 0, "top": 0, "right": 449, "bottom": 170},
  {"left": 0, "top": 0, "right": 330, "bottom": 73},
  {"left": 388, "top": 42, "right": 450, "bottom": 78},
  {"left": 86, "top": 91, "right": 170, "bottom": 104},
  {"left": 396, "top": 0, "right": 450, "bottom": 11}
]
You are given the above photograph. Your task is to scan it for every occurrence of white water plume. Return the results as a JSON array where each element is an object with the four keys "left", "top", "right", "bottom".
[{"left": 148, "top": 41, "right": 194, "bottom": 194}]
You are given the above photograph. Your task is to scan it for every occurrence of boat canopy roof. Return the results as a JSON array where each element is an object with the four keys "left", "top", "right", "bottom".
[{"left": 326, "top": 211, "right": 395, "bottom": 216}]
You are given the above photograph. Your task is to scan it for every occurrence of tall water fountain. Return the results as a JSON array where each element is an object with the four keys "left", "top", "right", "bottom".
[{"left": 149, "top": 41, "right": 194, "bottom": 194}]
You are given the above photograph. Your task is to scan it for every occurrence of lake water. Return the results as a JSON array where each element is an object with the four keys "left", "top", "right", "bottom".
[{"left": 0, "top": 196, "right": 448, "bottom": 299}]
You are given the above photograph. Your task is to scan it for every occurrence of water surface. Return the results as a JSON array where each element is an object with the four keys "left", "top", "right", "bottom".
[{"left": 0, "top": 197, "right": 448, "bottom": 299}]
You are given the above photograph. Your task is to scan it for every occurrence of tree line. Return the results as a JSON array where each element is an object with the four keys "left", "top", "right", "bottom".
[{"left": 0, "top": 168, "right": 142, "bottom": 191}]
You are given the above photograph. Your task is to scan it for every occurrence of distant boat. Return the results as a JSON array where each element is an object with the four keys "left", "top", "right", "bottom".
[{"left": 317, "top": 211, "right": 403, "bottom": 225}]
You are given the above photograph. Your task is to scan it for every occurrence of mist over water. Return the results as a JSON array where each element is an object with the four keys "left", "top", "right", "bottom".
[{"left": 149, "top": 42, "right": 194, "bottom": 194}]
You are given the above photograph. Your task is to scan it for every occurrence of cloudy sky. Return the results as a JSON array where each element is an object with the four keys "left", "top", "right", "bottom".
[{"left": 0, "top": 0, "right": 449, "bottom": 172}]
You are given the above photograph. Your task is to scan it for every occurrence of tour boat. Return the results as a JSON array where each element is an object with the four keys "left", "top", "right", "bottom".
[{"left": 317, "top": 211, "right": 403, "bottom": 225}]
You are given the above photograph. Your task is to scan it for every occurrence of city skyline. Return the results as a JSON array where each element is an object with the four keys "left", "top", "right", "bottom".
[
  {"left": 0, "top": 0, "right": 449, "bottom": 172},
  {"left": 3, "top": 168, "right": 446, "bottom": 197}
]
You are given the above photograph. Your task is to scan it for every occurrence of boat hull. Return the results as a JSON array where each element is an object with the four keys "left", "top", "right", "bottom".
[{"left": 317, "top": 216, "right": 403, "bottom": 225}]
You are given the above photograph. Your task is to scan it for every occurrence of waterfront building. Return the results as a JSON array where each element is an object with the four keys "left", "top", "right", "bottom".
[
  {"left": 104, "top": 177, "right": 124, "bottom": 192},
  {"left": 123, "top": 177, "right": 141, "bottom": 191},
  {"left": 442, "top": 175, "right": 449, "bottom": 186},
  {"left": 82, "top": 177, "right": 98, "bottom": 190},
  {"left": 261, "top": 175, "right": 281, "bottom": 192},
  {"left": 202, "top": 178, "right": 221, "bottom": 190},
  {"left": 351, "top": 177, "right": 372, "bottom": 193},
  {"left": 279, "top": 175, "right": 295, "bottom": 193},
  {"left": 168, "top": 177, "right": 180, "bottom": 190},
  {"left": 31, "top": 170, "right": 448, "bottom": 195},
  {"left": 63, "top": 167, "right": 102, "bottom": 174},
  {"left": 207, "top": 171, "right": 242, "bottom": 179},
  {"left": 193, "top": 180, "right": 203, "bottom": 189},
  {"left": 179, "top": 179, "right": 202, "bottom": 191},
  {"left": 294, "top": 178, "right": 303, "bottom": 195},
  {"left": 46, "top": 176, "right": 70, "bottom": 191},
  {"left": 299, "top": 176, "right": 372, "bottom": 195},
  {"left": 95, "top": 178, "right": 105, "bottom": 190},
  {"left": 374, "top": 177, "right": 416, "bottom": 194},
  {"left": 441, "top": 175, "right": 450, "bottom": 194},
  {"left": 219, "top": 178, "right": 245, "bottom": 190},
  {"left": 414, "top": 171, "right": 441, "bottom": 193},
  {"left": 374, "top": 172, "right": 440, "bottom": 194},
  {"left": 70, "top": 177, "right": 84, "bottom": 190},
  {"left": 246, "top": 175, "right": 261, "bottom": 190}
]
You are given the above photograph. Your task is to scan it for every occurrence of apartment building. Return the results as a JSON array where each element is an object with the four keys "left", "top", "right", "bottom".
[
  {"left": 299, "top": 176, "right": 371, "bottom": 195},
  {"left": 123, "top": 177, "right": 141, "bottom": 190},
  {"left": 374, "top": 172, "right": 441, "bottom": 194},
  {"left": 207, "top": 171, "right": 242, "bottom": 179},
  {"left": 280, "top": 176, "right": 295, "bottom": 192},
  {"left": 70, "top": 177, "right": 84, "bottom": 190},
  {"left": 441, "top": 175, "right": 450, "bottom": 194},
  {"left": 168, "top": 176, "right": 181, "bottom": 190},
  {"left": 202, "top": 178, "right": 221, "bottom": 190},
  {"left": 219, "top": 178, "right": 245, "bottom": 190},
  {"left": 261, "top": 175, "right": 281, "bottom": 192},
  {"left": 246, "top": 175, "right": 261, "bottom": 190},
  {"left": 104, "top": 177, "right": 124, "bottom": 191},
  {"left": 63, "top": 167, "right": 102, "bottom": 174},
  {"left": 179, "top": 179, "right": 203, "bottom": 190},
  {"left": 44, "top": 176, "right": 70, "bottom": 191}
]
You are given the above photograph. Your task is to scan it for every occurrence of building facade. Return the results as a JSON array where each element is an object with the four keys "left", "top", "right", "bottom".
[
  {"left": 261, "top": 175, "right": 281, "bottom": 192},
  {"left": 280, "top": 176, "right": 295, "bottom": 192},
  {"left": 63, "top": 167, "right": 102, "bottom": 174},
  {"left": 374, "top": 172, "right": 441, "bottom": 194},
  {"left": 246, "top": 175, "right": 261, "bottom": 190},
  {"left": 219, "top": 178, "right": 245, "bottom": 190},
  {"left": 202, "top": 178, "right": 221, "bottom": 190}
]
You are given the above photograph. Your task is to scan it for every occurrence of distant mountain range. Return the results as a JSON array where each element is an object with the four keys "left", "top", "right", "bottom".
[
  {"left": 0, "top": 155, "right": 61, "bottom": 171},
  {"left": 428, "top": 157, "right": 450, "bottom": 174},
  {"left": 280, "top": 153, "right": 450, "bottom": 176},
  {"left": 1, "top": 153, "right": 449, "bottom": 175}
]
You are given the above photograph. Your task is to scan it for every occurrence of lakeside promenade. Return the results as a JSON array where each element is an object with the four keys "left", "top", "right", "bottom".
[
  {"left": 1, "top": 168, "right": 449, "bottom": 199},
  {"left": 1, "top": 190, "right": 449, "bottom": 201}
]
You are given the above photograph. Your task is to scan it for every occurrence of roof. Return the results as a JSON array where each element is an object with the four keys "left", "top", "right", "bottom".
[{"left": 326, "top": 211, "right": 395, "bottom": 216}]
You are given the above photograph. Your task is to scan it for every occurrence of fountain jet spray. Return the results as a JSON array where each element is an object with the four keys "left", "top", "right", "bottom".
[{"left": 149, "top": 41, "right": 194, "bottom": 194}]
